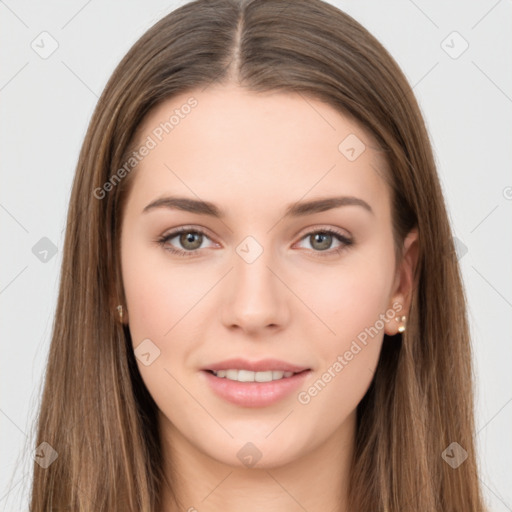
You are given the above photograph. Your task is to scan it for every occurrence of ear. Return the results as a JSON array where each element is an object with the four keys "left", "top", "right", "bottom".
[
  {"left": 384, "top": 227, "right": 419, "bottom": 336},
  {"left": 110, "top": 263, "right": 129, "bottom": 325}
]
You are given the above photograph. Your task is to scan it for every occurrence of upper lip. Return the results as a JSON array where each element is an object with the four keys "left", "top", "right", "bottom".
[{"left": 203, "top": 358, "right": 310, "bottom": 373}]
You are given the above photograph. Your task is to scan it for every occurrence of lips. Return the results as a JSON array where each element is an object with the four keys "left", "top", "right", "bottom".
[
  {"left": 201, "top": 367, "right": 311, "bottom": 407},
  {"left": 203, "top": 358, "right": 310, "bottom": 373},
  {"left": 200, "top": 357, "right": 312, "bottom": 407}
]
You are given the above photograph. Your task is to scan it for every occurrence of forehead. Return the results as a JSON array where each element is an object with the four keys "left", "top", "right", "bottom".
[{"left": 126, "top": 84, "right": 390, "bottom": 218}]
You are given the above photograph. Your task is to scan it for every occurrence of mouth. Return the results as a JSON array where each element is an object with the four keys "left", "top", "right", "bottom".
[
  {"left": 205, "top": 368, "right": 309, "bottom": 382},
  {"left": 200, "top": 363, "right": 312, "bottom": 408}
]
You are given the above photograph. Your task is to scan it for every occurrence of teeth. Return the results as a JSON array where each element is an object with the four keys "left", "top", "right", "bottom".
[{"left": 211, "top": 369, "right": 296, "bottom": 382}]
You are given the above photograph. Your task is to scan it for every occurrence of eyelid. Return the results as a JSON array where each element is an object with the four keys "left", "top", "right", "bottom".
[
  {"left": 294, "top": 224, "right": 352, "bottom": 241},
  {"left": 159, "top": 224, "right": 217, "bottom": 241}
]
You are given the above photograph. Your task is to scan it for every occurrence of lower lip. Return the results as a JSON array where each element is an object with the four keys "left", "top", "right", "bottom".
[{"left": 200, "top": 370, "right": 311, "bottom": 408}]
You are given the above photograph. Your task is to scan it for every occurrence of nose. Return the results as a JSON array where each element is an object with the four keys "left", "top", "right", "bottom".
[{"left": 221, "top": 241, "right": 289, "bottom": 335}]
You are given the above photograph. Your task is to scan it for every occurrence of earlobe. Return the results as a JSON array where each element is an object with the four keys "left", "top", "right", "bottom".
[{"left": 116, "top": 304, "right": 129, "bottom": 325}]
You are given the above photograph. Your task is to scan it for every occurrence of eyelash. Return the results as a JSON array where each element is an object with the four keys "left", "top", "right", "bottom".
[{"left": 156, "top": 226, "right": 354, "bottom": 259}]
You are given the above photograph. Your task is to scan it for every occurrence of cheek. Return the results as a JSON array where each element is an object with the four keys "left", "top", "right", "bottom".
[
  {"left": 121, "top": 235, "right": 205, "bottom": 343},
  {"left": 120, "top": 238, "right": 202, "bottom": 415},
  {"left": 300, "top": 251, "right": 395, "bottom": 349},
  {"left": 295, "top": 273, "right": 390, "bottom": 432},
  {"left": 294, "top": 246, "right": 394, "bottom": 406}
]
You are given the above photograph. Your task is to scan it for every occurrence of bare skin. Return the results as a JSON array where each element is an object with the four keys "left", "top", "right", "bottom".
[{"left": 119, "top": 83, "right": 418, "bottom": 512}]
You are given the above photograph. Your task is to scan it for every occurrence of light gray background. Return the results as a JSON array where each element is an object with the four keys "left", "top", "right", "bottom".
[{"left": 1, "top": 0, "right": 511, "bottom": 510}]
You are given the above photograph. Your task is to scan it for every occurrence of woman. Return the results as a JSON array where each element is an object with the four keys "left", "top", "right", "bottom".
[{"left": 29, "top": 0, "right": 487, "bottom": 510}]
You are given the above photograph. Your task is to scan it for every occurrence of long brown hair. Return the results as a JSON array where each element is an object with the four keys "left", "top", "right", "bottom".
[{"left": 27, "top": 0, "right": 486, "bottom": 510}]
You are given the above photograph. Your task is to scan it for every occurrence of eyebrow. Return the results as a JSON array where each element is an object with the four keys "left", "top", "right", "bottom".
[{"left": 142, "top": 195, "right": 374, "bottom": 218}]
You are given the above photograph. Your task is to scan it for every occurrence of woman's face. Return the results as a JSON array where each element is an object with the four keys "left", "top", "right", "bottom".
[{"left": 119, "top": 84, "right": 416, "bottom": 469}]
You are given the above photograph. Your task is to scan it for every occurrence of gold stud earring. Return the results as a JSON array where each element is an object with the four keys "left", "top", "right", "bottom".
[
  {"left": 117, "top": 305, "right": 123, "bottom": 322},
  {"left": 396, "top": 315, "right": 407, "bottom": 333}
]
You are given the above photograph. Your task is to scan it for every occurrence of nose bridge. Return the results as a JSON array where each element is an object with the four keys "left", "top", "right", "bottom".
[
  {"left": 233, "top": 232, "right": 279, "bottom": 300},
  {"left": 222, "top": 232, "right": 287, "bottom": 331}
]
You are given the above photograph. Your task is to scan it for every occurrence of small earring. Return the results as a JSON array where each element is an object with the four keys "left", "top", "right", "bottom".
[
  {"left": 396, "top": 315, "right": 407, "bottom": 333},
  {"left": 117, "top": 305, "right": 123, "bottom": 322}
]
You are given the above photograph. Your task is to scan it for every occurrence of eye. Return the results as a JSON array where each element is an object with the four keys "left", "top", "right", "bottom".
[
  {"left": 156, "top": 226, "right": 216, "bottom": 257},
  {"left": 295, "top": 228, "right": 353, "bottom": 257},
  {"left": 156, "top": 226, "right": 354, "bottom": 258}
]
